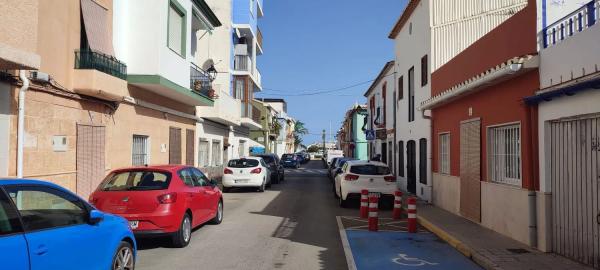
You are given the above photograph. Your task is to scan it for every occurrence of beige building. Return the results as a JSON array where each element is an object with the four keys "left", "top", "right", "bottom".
[{"left": 0, "top": 0, "right": 221, "bottom": 199}]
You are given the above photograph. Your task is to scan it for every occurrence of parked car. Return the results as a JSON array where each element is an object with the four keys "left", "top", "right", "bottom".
[
  {"left": 300, "top": 152, "right": 311, "bottom": 163},
  {"left": 325, "top": 150, "right": 344, "bottom": 166},
  {"left": 328, "top": 157, "right": 341, "bottom": 172},
  {"left": 328, "top": 158, "right": 356, "bottom": 181},
  {"left": 281, "top": 154, "right": 301, "bottom": 169},
  {"left": 222, "top": 157, "right": 271, "bottom": 192},
  {"left": 253, "top": 153, "right": 285, "bottom": 184},
  {"left": 89, "top": 165, "right": 223, "bottom": 248},
  {"left": 295, "top": 153, "right": 306, "bottom": 164},
  {"left": 1, "top": 179, "right": 136, "bottom": 270},
  {"left": 334, "top": 161, "right": 397, "bottom": 208}
]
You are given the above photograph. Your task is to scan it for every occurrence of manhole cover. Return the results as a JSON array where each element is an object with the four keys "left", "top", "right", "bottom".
[{"left": 507, "top": 248, "right": 530, "bottom": 254}]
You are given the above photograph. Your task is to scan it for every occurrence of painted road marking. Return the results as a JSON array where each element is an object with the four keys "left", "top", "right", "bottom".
[
  {"left": 337, "top": 216, "right": 357, "bottom": 270},
  {"left": 344, "top": 230, "right": 482, "bottom": 269}
]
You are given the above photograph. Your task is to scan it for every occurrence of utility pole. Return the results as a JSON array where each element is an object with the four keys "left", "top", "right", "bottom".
[{"left": 322, "top": 129, "right": 326, "bottom": 154}]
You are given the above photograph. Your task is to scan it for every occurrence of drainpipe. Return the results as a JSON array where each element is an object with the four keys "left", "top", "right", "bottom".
[
  {"left": 526, "top": 104, "right": 538, "bottom": 248},
  {"left": 422, "top": 109, "right": 432, "bottom": 203},
  {"left": 17, "top": 70, "right": 30, "bottom": 178}
]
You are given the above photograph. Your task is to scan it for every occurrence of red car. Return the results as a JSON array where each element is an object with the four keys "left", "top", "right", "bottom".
[{"left": 89, "top": 165, "right": 223, "bottom": 248}]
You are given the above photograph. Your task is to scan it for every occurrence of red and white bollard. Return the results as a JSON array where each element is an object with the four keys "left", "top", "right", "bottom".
[
  {"left": 407, "top": 197, "right": 417, "bottom": 233},
  {"left": 360, "top": 189, "right": 369, "bottom": 218},
  {"left": 393, "top": 190, "right": 403, "bottom": 220},
  {"left": 368, "top": 193, "right": 379, "bottom": 232}
]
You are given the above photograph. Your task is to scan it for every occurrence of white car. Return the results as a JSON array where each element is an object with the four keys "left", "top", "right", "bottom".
[
  {"left": 222, "top": 157, "right": 271, "bottom": 192},
  {"left": 334, "top": 160, "right": 397, "bottom": 207}
]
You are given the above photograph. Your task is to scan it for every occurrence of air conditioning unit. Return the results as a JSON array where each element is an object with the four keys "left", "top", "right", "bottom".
[{"left": 31, "top": 71, "right": 50, "bottom": 83}]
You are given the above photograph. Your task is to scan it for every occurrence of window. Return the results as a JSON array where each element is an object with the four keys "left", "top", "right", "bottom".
[
  {"left": 227, "top": 159, "right": 259, "bottom": 168},
  {"left": 168, "top": 1, "right": 186, "bottom": 56},
  {"left": 398, "top": 141, "right": 404, "bottom": 177},
  {"left": 421, "top": 55, "right": 428, "bottom": 86},
  {"left": 198, "top": 140, "right": 209, "bottom": 167},
  {"left": 419, "top": 139, "right": 427, "bottom": 184},
  {"left": 178, "top": 169, "right": 195, "bottom": 186},
  {"left": 382, "top": 83, "right": 387, "bottom": 125},
  {"left": 439, "top": 133, "right": 450, "bottom": 174},
  {"left": 350, "top": 165, "right": 391, "bottom": 175},
  {"left": 488, "top": 124, "right": 521, "bottom": 186},
  {"left": 239, "top": 141, "right": 246, "bottom": 157},
  {"left": 408, "top": 67, "right": 415, "bottom": 122},
  {"left": 101, "top": 171, "right": 171, "bottom": 191},
  {"left": 5, "top": 186, "right": 87, "bottom": 231},
  {"left": 191, "top": 168, "right": 210, "bottom": 186},
  {"left": 409, "top": 22, "right": 413, "bottom": 35},
  {"left": 234, "top": 78, "right": 245, "bottom": 100},
  {"left": 132, "top": 135, "right": 149, "bottom": 166},
  {"left": 398, "top": 76, "right": 404, "bottom": 100},
  {"left": 211, "top": 141, "right": 221, "bottom": 166},
  {"left": 0, "top": 191, "right": 22, "bottom": 235}
]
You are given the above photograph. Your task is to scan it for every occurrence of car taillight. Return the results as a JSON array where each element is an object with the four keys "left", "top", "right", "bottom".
[
  {"left": 89, "top": 197, "right": 98, "bottom": 206},
  {"left": 251, "top": 168, "right": 262, "bottom": 174},
  {"left": 157, "top": 193, "right": 177, "bottom": 204},
  {"left": 344, "top": 174, "right": 359, "bottom": 181},
  {"left": 384, "top": 176, "right": 396, "bottom": 182},
  {"left": 224, "top": 168, "right": 233, "bottom": 174}
]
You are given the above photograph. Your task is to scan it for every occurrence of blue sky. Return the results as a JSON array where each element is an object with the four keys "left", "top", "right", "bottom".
[{"left": 255, "top": 0, "right": 408, "bottom": 145}]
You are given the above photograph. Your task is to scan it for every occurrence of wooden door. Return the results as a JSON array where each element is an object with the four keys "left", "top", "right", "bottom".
[
  {"left": 460, "top": 119, "right": 481, "bottom": 222},
  {"left": 186, "top": 129, "right": 195, "bottom": 166},
  {"left": 169, "top": 127, "right": 182, "bottom": 164}
]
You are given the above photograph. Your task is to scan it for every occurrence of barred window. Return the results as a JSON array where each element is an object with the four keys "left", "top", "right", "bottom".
[
  {"left": 438, "top": 133, "right": 450, "bottom": 174},
  {"left": 488, "top": 124, "right": 521, "bottom": 186},
  {"left": 132, "top": 135, "right": 149, "bottom": 166},
  {"left": 211, "top": 141, "right": 222, "bottom": 166},
  {"left": 198, "top": 140, "right": 209, "bottom": 167}
]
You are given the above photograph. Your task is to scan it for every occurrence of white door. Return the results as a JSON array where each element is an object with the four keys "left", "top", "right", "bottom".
[{"left": 0, "top": 83, "right": 10, "bottom": 176}]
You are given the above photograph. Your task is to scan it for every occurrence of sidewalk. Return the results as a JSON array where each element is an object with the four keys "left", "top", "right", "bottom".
[{"left": 416, "top": 201, "right": 593, "bottom": 270}]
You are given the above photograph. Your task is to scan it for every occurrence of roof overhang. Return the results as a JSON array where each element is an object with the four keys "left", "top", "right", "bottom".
[
  {"left": 363, "top": 61, "right": 395, "bottom": 97},
  {"left": 127, "top": 75, "right": 214, "bottom": 107},
  {"left": 524, "top": 72, "right": 600, "bottom": 105},
  {"left": 419, "top": 55, "right": 539, "bottom": 111},
  {"left": 192, "top": 0, "right": 221, "bottom": 27},
  {"left": 388, "top": 0, "right": 421, "bottom": 39}
]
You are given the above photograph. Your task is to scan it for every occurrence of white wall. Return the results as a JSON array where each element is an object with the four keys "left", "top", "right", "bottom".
[
  {"left": 0, "top": 83, "right": 10, "bottom": 176},
  {"left": 394, "top": 0, "right": 432, "bottom": 201},
  {"left": 202, "top": 0, "right": 233, "bottom": 96}
]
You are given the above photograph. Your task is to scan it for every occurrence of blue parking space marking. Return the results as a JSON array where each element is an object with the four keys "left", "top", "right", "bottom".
[{"left": 345, "top": 230, "right": 482, "bottom": 270}]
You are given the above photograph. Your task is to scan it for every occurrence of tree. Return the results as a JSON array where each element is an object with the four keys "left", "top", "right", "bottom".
[
  {"left": 307, "top": 145, "right": 320, "bottom": 153},
  {"left": 293, "top": 121, "right": 308, "bottom": 151}
]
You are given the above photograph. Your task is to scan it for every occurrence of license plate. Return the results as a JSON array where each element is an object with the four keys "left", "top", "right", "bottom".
[
  {"left": 129, "top": 221, "right": 139, "bottom": 229},
  {"left": 235, "top": 179, "right": 249, "bottom": 183},
  {"left": 368, "top": 192, "right": 382, "bottom": 198}
]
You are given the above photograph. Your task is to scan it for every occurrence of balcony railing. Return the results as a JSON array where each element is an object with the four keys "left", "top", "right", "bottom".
[
  {"left": 74, "top": 50, "right": 127, "bottom": 80},
  {"left": 542, "top": 0, "right": 599, "bottom": 48},
  {"left": 252, "top": 105, "right": 261, "bottom": 123},
  {"left": 234, "top": 55, "right": 251, "bottom": 71},
  {"left": 190, "top": 62, "right": 212, "bottom": 98}
]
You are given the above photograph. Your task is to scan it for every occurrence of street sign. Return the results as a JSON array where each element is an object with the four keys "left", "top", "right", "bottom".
[{"left": 365, "top": 130, "right": 375, "bottom": 141}]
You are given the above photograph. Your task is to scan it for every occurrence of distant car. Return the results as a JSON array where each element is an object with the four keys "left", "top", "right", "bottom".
[
  {"left": 325, "top": 150, "right": 344, "bottom": 166},
  {"left": 281, "top": 154, "right": 301, "bottom": 169},
  {"left": 295, "top": 153, "right": 306, "bottom": 164},
  {"left": 334, "top": 161, "right": 397, "bottom": 208},
  {"left": 301, "top": 152, "right": 311, "bottom": 162},
  {"left": 253, "top": 153, "right": 285, "bottom": 183},
  {"left": 90, "top": 165, "right": 223, "bottom": 248},
  {"left": 329, "top": 158, "right": 356, "bottom": 181},
  {"left": 327, "top": 157, "right": 341, "bottom": 176},
  {"left": 1, "top": 179, "right": 136, "bottom": 270},
  {"left": 222, "top": 157, "right": 271, "bottom": 192}
]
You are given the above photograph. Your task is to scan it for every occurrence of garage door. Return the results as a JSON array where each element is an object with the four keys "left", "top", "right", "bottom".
[
  {"left": 550, "top": 115, "right": 599, "bottom": 268},
  {"left": 76, "top": 124, "right": 106, "bottom": 200}
]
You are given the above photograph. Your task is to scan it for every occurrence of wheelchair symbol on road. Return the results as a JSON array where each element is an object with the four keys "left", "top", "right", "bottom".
[{"left": 392, "top": 253, "right": 439, "bottom": 267}]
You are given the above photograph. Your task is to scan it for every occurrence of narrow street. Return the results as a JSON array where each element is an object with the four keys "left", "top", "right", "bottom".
[{"left": 136, "top": 161, "right": 354, "bottom": 270}]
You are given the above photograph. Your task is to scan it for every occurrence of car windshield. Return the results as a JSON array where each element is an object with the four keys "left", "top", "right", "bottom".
[
  {"left": 259, "top": 156, "right": 275, "bottom": 164},
  {"left": 350, "top": 165, "right": 391, "bottom": 175},
  {"left": 228, "top": 159, "right": 259, "bottom": 168},
  {"left": 338, "top": 159, "right": 355, "bottom": 167},
  {"left": 101, "top": 171, "right": 171, "bottom": 191}
]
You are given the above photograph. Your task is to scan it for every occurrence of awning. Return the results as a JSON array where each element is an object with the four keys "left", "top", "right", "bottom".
[
  {"left": 420, "top": 55, "right": 539, "bottom": 110},
  {"left": 524, "top": 72, "right": 600, "bottom": 105},
  {"left": 80, "top": 0, "right": 114, "bottom": 56}
]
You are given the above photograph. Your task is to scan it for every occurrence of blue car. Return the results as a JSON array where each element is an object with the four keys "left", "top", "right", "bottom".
[
  {"left": 281, "top": 154, "right": 300, "bottom": 169},
  {"left": 0, "top": 179, "right": 136, "bottom": 270}
]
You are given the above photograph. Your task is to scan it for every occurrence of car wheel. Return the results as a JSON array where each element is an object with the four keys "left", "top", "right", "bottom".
[
  {"left": 258, "top": 179, "right": 266, "bottom": 192},
  {"left": 172, "top": 213, "right": 192, "bottom": 248},
  {"left": 338, "top": 189, "right": 347, "bottom": 208},
  {"left": 112, "top": 241, "right": 135, "bottom": 270},
  {"left": 210, "top": 200, "right": 224, "bottom": 225}
]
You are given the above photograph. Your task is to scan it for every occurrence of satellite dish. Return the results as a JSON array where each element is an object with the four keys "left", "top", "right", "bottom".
[{"left": 202, "top": 59, "right": 215, "bottom": 71}]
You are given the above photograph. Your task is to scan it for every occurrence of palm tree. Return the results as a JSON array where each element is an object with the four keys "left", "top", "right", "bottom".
[{"left": 293, "top": 121, "right": 308, "bottom": 151}]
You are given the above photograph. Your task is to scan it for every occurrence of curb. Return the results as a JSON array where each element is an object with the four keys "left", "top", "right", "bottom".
[{"left": 416, "top": 215, "right": 502, "bottom": 270}]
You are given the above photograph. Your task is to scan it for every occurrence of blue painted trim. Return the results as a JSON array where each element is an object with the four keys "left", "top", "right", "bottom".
[
  {"left": 524, "top": 77, "right": 600, "bottom": 105},
  {"left": 542, "top": 0, "right": 547, "bottom": 29}
]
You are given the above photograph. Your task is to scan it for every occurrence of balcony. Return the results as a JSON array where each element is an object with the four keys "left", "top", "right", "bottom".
[
  {"left": 540, "top": 0, "right": 600, "bottom": 89},
  {"left": 75, "top": 50, "right": 127, "bottom": 80},
  {"left": 257, "top": 27, "right": 264, "bottom": 53},
  {"left": 196, "top": 90, "right": 241, "bottom": 126},
  {"left": 72, "top": 50, "right": 128, "bottom": 101},
  {"left": 240, "top": 102, "right": 262, "bottom": 130},
  {"left": 190, "top": 63, "right": 214, "bottom": 98},
  {"left": 233, "top": 55, "right": 262, "bottom": 90}
]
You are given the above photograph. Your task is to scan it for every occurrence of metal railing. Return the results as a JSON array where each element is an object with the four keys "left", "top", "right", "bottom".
[
  {"left": 190, "top": 62, "right": 212, "bottom": 97},
  {"left": 542, "top": 0, "right": 599, "bottom": 48},
  {"left": 234, "top": 55, "right": 250, "bottom": 71},
  {"left": 252, "top": 105, "right": 261, "bottom": 123},
  {"left": 74, "top": 50, "right": 127, "bottom": 80}
]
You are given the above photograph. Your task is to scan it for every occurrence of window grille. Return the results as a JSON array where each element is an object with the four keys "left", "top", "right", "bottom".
[
  {"left": 211, "top": 141, "right": 221, "bottom": 166},
  {"left": 439, "top": 133, "right": 450, "bottom": 174},
  {"left": 198, "top": 140, "right": 209, "bottom": 167},
  {"left": 132, "top": 135, "right": 149, "bottom": 166},
  {"left": 488, "top": 124, "right": 521, "bottom": 186}
]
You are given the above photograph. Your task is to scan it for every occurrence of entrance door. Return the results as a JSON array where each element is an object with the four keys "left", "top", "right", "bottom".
[
  {"left": 550, "top": 115, "right": 599, "bottom": 268},
  {"left": 459, "top": 119, "right": 481, "bottom": 222},
  {"left": 407, "top": 140, "right": 416, "bottom": 194},
  {"left": 185, "top": 129, "right": 195, "bottom": 166},
  {"left": 381, "top": 142, "right": 387, "bottom": 164},
  {"left": 76, "top": 124, "right": 105, "bottom": 199},
  {"left": 169, "top": 127, "right": 182, "bottom": 164}
]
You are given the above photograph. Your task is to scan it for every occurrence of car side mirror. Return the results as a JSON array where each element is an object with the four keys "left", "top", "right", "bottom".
[
  {"left": 89, "top": 210, "right": 104, "bottom": 225},
  {"left": 210, "top": 179, "right": 218, "bottom": 186},
  {"left": 336, "top": 168, "right": 343, "bottom": 175}
]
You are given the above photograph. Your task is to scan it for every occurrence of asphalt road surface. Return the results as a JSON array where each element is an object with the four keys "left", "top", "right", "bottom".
[{"left": 136, "top": 160, "right": 357, "bottom": 270}]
